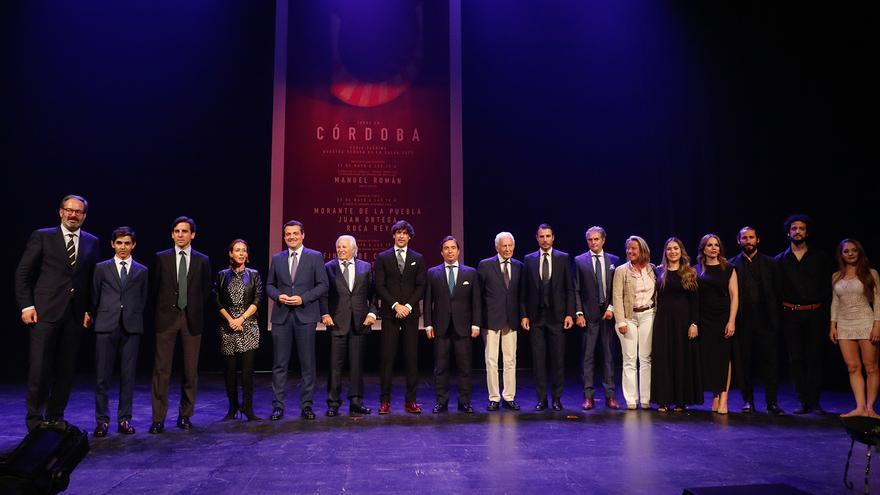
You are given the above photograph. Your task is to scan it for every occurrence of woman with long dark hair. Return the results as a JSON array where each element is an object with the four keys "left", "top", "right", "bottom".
[{"left": 830, "top": 239, "right": 880, "bottom": 417}]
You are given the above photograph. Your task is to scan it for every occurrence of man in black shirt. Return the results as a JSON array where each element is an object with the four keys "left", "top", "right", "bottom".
[
  {"left": 731, "top": 227, "right": 783, "bottom": 415},
  {"left": 775, "top": 214, "right": 830, "bottom": 414}
]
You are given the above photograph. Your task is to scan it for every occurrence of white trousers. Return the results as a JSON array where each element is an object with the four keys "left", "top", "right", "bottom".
[
  {"left": 484, "top": 328, "right": 517, "bottom": 402},
  {"left": 616, "top": 309, "right": 654, "bottom": 407}
]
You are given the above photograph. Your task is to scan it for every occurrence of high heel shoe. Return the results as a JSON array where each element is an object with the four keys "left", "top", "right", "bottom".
[
  {"left": 240, "top": 406, "right": 262, "bottom": 422},
  {"left": 223, "top": 406, "right": 240, "bottom": 421}
]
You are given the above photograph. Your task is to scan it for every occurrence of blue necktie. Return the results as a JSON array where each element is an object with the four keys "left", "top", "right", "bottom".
[
  {"left": 447, "top": 265, "right": 456, "bottom": 295},
  {"left": 120, "top": 260, "right": 128, "bottom": 287}
]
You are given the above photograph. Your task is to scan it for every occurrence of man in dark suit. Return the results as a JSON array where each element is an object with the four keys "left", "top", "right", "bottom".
[
  {"left": 320, "top": 235, "right": 376, "bottom": 417},
  {"left": 374, "top": 220, "right": 427, "bottom": 414},
  {"left": 92, "top": 226, "right": 148, "bottom": 437},
  {"left": 574, "top": 226, "right": 621, "bottom": 411},
  {"left": 15, "top": 194, "right": 100, "bottom": 431},
  {"left": 424, "top": 236, "right": 481, "bottom": 413},
  {"left": 266, "top": 220, "right": 329, "bottom": 421},
  {"left": 731, "top": 226, "right": 784, "bottom": 415},
  {"left": 477, "top": 231, "right": 523, "bottom": 411},
  {"left": 149, "top": 216, "right": 213, "bottom": 434},
  {"left": 521, "top": 223, "right": 575, "bottom": 411}
]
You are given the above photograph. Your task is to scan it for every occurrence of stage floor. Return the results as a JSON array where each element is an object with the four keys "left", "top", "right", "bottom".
[{"left": 0, "top": 373, "right": 867, "bottom": 494}]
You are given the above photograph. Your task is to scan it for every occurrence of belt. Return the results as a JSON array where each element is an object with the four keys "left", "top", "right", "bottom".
[
  {"left": 633, "top": 304, "right": 655, "bottom": 313},
  {"left": 782, "top": 302, "right": 821, "bottom": 311}
]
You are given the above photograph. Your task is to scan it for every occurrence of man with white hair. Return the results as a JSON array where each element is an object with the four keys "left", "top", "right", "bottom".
[{"left": 477, "top": 232, "right": 524, "bottom": 411}]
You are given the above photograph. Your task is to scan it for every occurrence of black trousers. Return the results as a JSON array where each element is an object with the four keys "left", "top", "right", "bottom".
[
  {"left": 531, "top": 315, "right": 565, "bottom": 402},
  {"left": 95, "top": 327, "right": 140, "bottom": 423},
  {"left": 433, "top": 327, "right": 473, "bottom": 405},
  {"left": 735, "top": 305, "right": 779, "bottom": 406},
  {"left": 327, "top": 321, "right": 367, "bottom": 408},
  {"left": 380, "top": 317, "right": 419, "bottom": 403},
  {"left": 26, "top": 303, "right": 82, "bottom": 431},
  {"left": 781, "top": 308, "right": 825, "bottom": 406}
]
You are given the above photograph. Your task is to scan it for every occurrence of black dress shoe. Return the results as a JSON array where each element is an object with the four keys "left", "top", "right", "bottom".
[
  {"left": 93, "top": 422, "right": 109, "bottom": 438},
  {"left": 349, "top": 404, "right": 372, "bottom": 415},
  {"left": 535, "top": 400, "right": 548, "bottom": 411},
  {"left": 432, "top": 403, "right": 449, "bottom": 414},
  {"left": 742, "top": 402, "right": 755, "bottom": 414},
  {"left": 813, "top": 404, "right": 826, "bottom": 415},
  {"left": 270, "top": 407, "right": 284, "bottom": 421},
  {"left": 148, "top": 422, "right": 164, "bottom": 434},
  {"left": 552, "top": 399, "right": 563, "bottom": 411},
  {"left": 767, "top": 403, "right": 785, "bottom": 416},
  {"left": 301, "top": 407, "right": 316, "bottom": 420},
  {"left": 458, "top": 403, "right": 474, "bottom": 414},
  {"left": 326, "top": 407, "right": 339, "bottom": 417},
  {"left": 117, "top": 420, "right": 136, "bottom": 435},
  {"left": 176, "top": 416, "right": 193, "bottom": 430},
  {"left": 487, "top": 401, "right": 500, "bottom": 411},
  {"left": 502, "top": 400, "right": 520, "bottom": 411},
  {"left": 793, "top": 403, "right": 812, "bottom": 415}
]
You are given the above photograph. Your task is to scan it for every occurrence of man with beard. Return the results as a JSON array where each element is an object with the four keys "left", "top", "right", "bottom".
[
  {"left": 730, "top": 227, "right": 784, "bottom": 415},
  {"left": 775, "top": 214, "right": 831, "bottom": 414}
]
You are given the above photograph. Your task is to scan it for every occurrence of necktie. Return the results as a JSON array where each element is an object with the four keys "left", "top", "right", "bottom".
[
  {"left": 447, "top": 265, "right": 456, "bottom": 295},
  {"left": 66, "top": 233, "right": 76, "bottom": 269},
  {"left": 341, "top": 260, "right": 351, "bottom": 290},
  {"left": 502, "top": 260, "right": 511, "bottom": 289},
  {"left": 120, "top": 260, "right": 128, "bottom": 287},
  {"left": 594, "top": 254, "right": 605, "bottom": 305},
  {"left": 396, "top": 249, "right": 405, "bottom": 274},
  {"left": 542, "top": 252, "right": 550, "bottom": 282},
  {"left": 289, "top": 251, "right": 299, "bottom": 284},
  {"left": 177, "top": 251, "right": 188, "bottom": 309}
]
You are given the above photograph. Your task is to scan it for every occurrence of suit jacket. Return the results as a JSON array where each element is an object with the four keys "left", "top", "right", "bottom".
[
  {"left": 373, "top": 246, "right": 427, "bottom": 320},
  {"left": 319, "top": 258, "right": 377, "bottom": 336},
  {"left": 574, "top": 251, "right": 619, "bottom": 323},
  {"left": 92, "top": 258, "right": 148, "bottom": 334},
  {"left": 15, "top": 226, "right": 100, "bottom": 323},
  {"left": 266, "top": 247, "right": 329, "bottom": 325},
  {"left": 520, "top": 249, "right": 576, "bottom": 324},
  {"left": 214, "top": 267, "right": 263, "bottom": 329},
  {"left": 730, "top": 252, "right": 779, "bottom": 330},
  {"left": 612, "top": 262, "right": 658, "bottom": 326},
  {"left": 424, "top": 263, "right": 481, "bottom": 337},
  {"left": 477, "top": 256, "right": 523, "bottom": 331},
  {"left": 151, "top": 247, "right": 213, "bottom": 335}
]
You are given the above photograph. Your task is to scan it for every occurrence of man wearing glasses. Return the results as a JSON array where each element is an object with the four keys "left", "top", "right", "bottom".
[{"left": 15, "top": 195, "right": 100, "bottom": 431}]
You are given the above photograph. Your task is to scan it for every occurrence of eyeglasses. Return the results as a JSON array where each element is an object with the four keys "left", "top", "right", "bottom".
[{"left": 61, "top": 207, "right": 85, "bottom": 216}]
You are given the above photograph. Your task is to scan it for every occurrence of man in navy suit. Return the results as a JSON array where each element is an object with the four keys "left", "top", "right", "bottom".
[
  {"left": 149, "top": 216, "right": 213, "bottom": 434},
  {"left": 424, "top": 236, "right": 481, "bottom": 413},
  {"left": 267, "top": 220, "right": 329, "bottom": 421},
  {"left": 521, "top": 223, "right": 575, "bottom": 411},
  {"left": 15, "top": 194, "right": 100, "bottom": 431},
  {"left": 320, "top": 235, "right": 376, "bottom": 417},
  {"left": 477, "top": 232, "right": 523, "bottom": 411},
  {"left": 574, "top": 226, "right": 621, "bottom": 411},
  {"left": 92, "top": 226, "right": 148, "bottom": 437}
]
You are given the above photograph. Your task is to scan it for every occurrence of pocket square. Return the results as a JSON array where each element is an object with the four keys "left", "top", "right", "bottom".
[
  {"left": 410, "top": 262, "right": 416, "bottom": 265},
  {"left": 463, "top": 281, "right": 470, "bottom": 285},
  {"left": 609, "top": 264, "right": 615, "bottom": 270}
]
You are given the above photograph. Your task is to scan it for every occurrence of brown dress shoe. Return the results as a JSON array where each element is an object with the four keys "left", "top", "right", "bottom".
[
  {"left": 117, "top": 420, "right": 136, "bottom": 435},
  {"left": 582, "top": 398, "right": 595, "bottom": 410},
  {"left": 378, "top": 402, "right": 391, "bottom": 415},
  {"left": 405, "top": 401, "right": 422, "bottom": 414},
  {"left": 605, "top": 397, "right": 621, "bottom": 410},
  {"left": 93, "top": 422, "right": 109, "bottom": 438}
]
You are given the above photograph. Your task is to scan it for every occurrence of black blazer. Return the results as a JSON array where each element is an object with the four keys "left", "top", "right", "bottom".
[
  {"left": 214, "top": 267, "right": 263, "bottom": 328},
  {"left": 574, "top": 251, "right": 619, "bottom": 323},
  {"left": 374, "top": 246, "right": 427, "bottom": 320},
  {"left": 15, "top": 226, "right": 100, "bottom": 323},
  {"left": 477, "top": 256, "right": 523, "bottom": 331},
  {"left": 92, "top": 258, "right": 148, "bottom": 334},
  {"left": 730, "top": 252, "right": 779, "bottom": 330},
  {"left": 320, "top": 258, "right": 378, "bottom": 336},
  {"left": 424, "top": 264, "right": 481, "bottom": 337},
  {"left": 151, "top": 247, "right": 213, "bottom": 335},
  {"left": 520, "top": 249, "right": 576, "bottom": 324}
]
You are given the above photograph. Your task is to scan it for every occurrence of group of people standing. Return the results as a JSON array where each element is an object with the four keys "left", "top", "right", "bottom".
[{"left": 14, "top": 195, "right": 880, "bottom": 438}]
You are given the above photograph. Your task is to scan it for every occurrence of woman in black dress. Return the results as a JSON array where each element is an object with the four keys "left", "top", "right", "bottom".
[
  {"left": 651, "top": 237, "right": 702, "bottom": 412},
  {"left": 697, "top": 234, "right": 739, "bottom": 414},
  {"left": 216, "top": 239, "right": 264, "bottom": 421}
]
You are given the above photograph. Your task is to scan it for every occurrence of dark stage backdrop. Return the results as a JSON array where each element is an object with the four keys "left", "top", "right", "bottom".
[{"left": 3, "top": 2, "right": 876, "bottom": 392}]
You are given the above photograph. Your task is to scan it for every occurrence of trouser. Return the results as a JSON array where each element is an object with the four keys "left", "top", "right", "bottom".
[
  {"left": 151, "top": 311, "right": 201, "bottom": 422},
  {"left": 434, "top": 327, "right": 473, "bottom": 405},
  {"left": 781, "top": 308, "right": 824, "bottom": 406},
  {"left": 26, "top": 303, "right": 81, "bottom": 431},
  {"left": 736, "top": 305, "right": 779, "bottom": 405},
  {"left": 484, "top": 327, "right": 517, "bottom": 402},
  {"left": 531, "top": 317, "right": 565, "bottom": 402},
  {"left": 582, "top": 317, "right": 617, "bottom": 399},
  {"left": 379, "top": 317, "right": 420, "bottom": 403},
  {"left": 327, "top": 324, "right": 367, "bottom": 408},
  {"left": 271, "top": 317, "right": 317, "bottom": 410},
  {"left": 95, "top": 327, "right": 140, "bottom": 423},
  {"left": 616, "top": 308, "right": 655, "bottom": 406}
]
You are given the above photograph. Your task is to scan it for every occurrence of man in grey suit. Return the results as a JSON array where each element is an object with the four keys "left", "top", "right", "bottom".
[
  {"left": 477, "top": 232, "right": 523, "bottom": 411},
  {"left": 574, "top": 226, "right": 621, "bottom": 410},
  {"left": 267, "top": 220, "right": 329, "bottom": 421},
  {"left": 320, "top": 235, "right": 376, "bottom": 417},
  {"left": 92, "top": 226, "right": 148, "bottom": 437}
]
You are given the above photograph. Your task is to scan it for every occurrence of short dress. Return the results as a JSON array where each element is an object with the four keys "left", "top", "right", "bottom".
[{"left": 831, "top": 269, "right": 880, "bottom": 340}]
